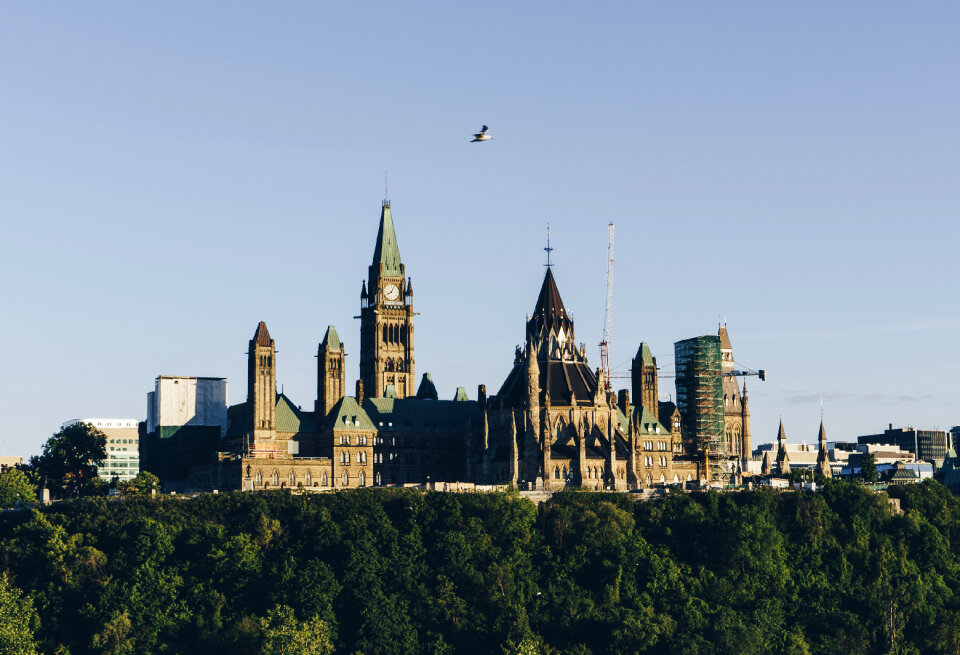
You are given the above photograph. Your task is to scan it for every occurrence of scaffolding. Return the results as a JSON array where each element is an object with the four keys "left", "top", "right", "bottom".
[{"left": 674, "top": 336, "right": 725, "bottom": 484}]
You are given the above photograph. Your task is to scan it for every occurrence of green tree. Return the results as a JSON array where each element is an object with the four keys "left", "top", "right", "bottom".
[
  {"left": 861, "top": 453, "right": 878, "bottom": 483},
  {"left": 0, "top": 573, "right": 40, "bottom": 655},
  {"left": 117, "top": 471, "right": 159, "bottom": 497},
  {"left": 29, "top": 423, "right": 107, "bottom": 498},
  {"left": 0, "top": 467, "right": 37, "bottom": 507},
  {"left": 259, "top": 604, "right": 333, "bottom": 655}
]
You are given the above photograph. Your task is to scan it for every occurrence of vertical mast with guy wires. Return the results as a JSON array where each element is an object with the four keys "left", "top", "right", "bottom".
[{"left": 599, "top": 222, "right": 614, "bottom": 392}]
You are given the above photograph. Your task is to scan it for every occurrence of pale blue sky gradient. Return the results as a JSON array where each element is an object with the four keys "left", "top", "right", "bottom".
[{"left": 2, "top": 3, "right": 958, "bottom": 457}]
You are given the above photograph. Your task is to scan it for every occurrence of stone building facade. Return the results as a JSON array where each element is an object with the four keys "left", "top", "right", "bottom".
[{"left": 163, "top": 198, "right": 754, "bottom": 492}]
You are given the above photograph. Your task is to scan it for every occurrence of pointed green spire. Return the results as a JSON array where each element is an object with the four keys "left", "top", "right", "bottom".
[
  {"left": 321, "top": 325, "right": 341, "bottom": 351},
  {"left": 372, "top": 201, "right": 403, "bottom": 276}
]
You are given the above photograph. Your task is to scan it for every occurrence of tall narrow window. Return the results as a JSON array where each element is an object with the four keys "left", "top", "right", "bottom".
[{"left": 342, "top": 471, "right": 349, "bottom": 486}]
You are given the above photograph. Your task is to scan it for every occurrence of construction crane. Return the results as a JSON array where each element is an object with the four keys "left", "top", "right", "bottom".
[
  {"left": 599, "top": 222, "right": 614, "bottom": 392},
  {"left": 609, "top": 362, "right": 766, "bottom": 380}
]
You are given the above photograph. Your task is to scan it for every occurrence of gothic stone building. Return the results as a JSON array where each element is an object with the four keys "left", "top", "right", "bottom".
[{"left": 181, "top": 200, "right": 750, "bottom": 492}]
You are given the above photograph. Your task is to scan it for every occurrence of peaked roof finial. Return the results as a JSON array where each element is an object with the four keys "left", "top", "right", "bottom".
[
  {"left": 544, "top": 221, "right": 553, "bottom": 268},
  {"left": 384, "top": 170, "right": 389, "bottom": 205}
]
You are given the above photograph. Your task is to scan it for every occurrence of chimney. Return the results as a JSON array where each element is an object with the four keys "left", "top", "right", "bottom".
[
  {"left": 478, "top": 384, "right": 487, "bottom": 410},
  {"left": 618, "top": 389, "right": 630, "bottom": 416},
  {"left": 356, "top": 379, "right": 364, "bottom": 405}
]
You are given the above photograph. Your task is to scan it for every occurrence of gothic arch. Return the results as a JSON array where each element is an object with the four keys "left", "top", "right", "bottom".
[
  {"left": 321, "top": 471, "right": 328, "bottom": 486},
  {"left": 255, "top": 470, "right": 262, "bottom": 485},
  {"left": 359, "top": 470, "right": 366, "bottom": 487},
  {"left": 342, "top": 471, "right": 349, "bottom": 486},
  {"left": 289, "top": 470, "right": 296, "bottom": 487},
  {"left": 305, "top": 470, "right": 312, "bottom": 487},
  {"left": 271, "top": 470, "right": 279, "bottom": 486}
]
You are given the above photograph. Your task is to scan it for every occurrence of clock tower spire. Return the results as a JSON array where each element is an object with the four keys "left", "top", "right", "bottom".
[{"left": 360, "top": 200, "right": 415, "bottom": 398}]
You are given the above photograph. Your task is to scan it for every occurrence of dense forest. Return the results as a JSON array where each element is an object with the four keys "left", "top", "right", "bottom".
[{"left": 2, "top": 480, "right": 960, "bottom": 655}]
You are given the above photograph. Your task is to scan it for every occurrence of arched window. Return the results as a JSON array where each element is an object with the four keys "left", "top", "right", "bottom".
[
  {"left": 271, "top": 470, "right": 279, "bottom": 486},
  {"left": 359, "top": 471, "right": 366, "bottom": 487},
  {"left": 562, "top": 465, "right": 568, "bottom": 478},
  {"left": 342, "top": 471, "right": 349, "bottom": 486},
  {"left": 659, "top": 473, "right": 666, "bottom": 485},
  {"left": 673, "top": 474, "right": 680, "bottom": 484},
  {"left": 375, "top": 472, "right": 382, "bottom": 485},
  {"left": 305, "top": 470, "right": 312, "bottom": 486},
  {"left": 360, "top": 452, "right": 367, "bottom": 464},
  {"left": 396, "top": 359, "right": 404, "bottom": 372},
  {"left": 289, "top": 470, "right": 296, "bottom": 487},
  {"left": 686, "top": 473, "right": 692, "bottom": 481},
  {"left": 554, "top": 466, "right": 560, "bottom": 479},
  {"left": 321, "top": 471, "right": 328, "bottom": 486},
  {"left": 382, "top": 325, "right": 388, "bottom": 343},
  {"left": 255, "top": 470, "right": 263, "bottom": 485}
]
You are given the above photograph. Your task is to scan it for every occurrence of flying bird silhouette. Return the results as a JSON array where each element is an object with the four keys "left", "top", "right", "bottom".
[{"left": 471, "top": 125, "right": 492, "bottom": 142}]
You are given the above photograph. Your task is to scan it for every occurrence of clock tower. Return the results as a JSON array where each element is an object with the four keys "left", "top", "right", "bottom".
[{"left": 360, "top": 200, "right": 415, "bottom": 398}]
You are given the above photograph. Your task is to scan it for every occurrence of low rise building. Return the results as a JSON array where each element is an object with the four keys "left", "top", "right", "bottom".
[{"left": 858, "top": 424, "right": 949, "bottom": 466}]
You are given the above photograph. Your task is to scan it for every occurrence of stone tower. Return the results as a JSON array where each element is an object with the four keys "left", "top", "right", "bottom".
[
  {"left": 775, "top": 420, "right": 791, "bottom": 476},
  {"left": 816, "top": 420, "right": 832, "bottom": 479},
  {"left": 248, "top": 321, "right": 276, "bottom": 448},
  {"left": 317, "top": 325, "right": 345, "bottom": 417},
  {"left": 632, "top": 342, "right": 658, "bottom": 416},
  {"left": 359, "top": 200, "right": 415, "bottom": 398}
]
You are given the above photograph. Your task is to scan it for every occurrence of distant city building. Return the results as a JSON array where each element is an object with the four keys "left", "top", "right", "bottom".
[
  {"left": 142, "top": 376, "right": 227, "bottom": 489},
  {"left": 0, "top": 456, "right": 23, "bottom": 471},
  {"left": 857, "top": 424, "right": 949, "bottom": 465},
  {"left": 61, "top": 418, "right": 140, "bottom": 481}
]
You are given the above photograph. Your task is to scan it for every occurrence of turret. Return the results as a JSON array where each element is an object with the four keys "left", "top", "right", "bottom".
[{"left": 317, "top": 325, "right": 345, "bottom": 417}]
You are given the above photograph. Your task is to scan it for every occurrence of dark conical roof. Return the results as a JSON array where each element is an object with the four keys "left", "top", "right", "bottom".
[
  {"left": 530, "top": 268, "right": 571, "bottom": 334},
  {"left": 372, "top": 201, "right": 402, "bottom": 276},
  {"left": 252, "top": 321, "right": 272, "bottom": 346}
]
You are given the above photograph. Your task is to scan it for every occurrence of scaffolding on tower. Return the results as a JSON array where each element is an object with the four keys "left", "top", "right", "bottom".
[
  {"left": 674, "top": 336, "right": 726, "bottom": 484},
  {"left": 599, "top": 223, "right": 614, "bottom": 392}
]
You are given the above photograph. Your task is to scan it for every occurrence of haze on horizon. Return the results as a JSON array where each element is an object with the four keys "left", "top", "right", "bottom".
[{"left": 1, "top": 2, "right": 957, "bottom": 459}]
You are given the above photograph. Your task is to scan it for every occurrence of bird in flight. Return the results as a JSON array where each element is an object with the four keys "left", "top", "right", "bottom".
[{"left": 471, "top": 125, "right": 492, "bottom": 142}]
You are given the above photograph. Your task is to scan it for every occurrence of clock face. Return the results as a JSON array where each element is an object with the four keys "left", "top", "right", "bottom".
[{"left": 384, "top": 283, "right": 401, "bottom": 301}]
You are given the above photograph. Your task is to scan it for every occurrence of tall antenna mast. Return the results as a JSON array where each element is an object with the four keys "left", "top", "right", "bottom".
[{"left": 599, "top": 222, "right": 614, "bottom": 392}]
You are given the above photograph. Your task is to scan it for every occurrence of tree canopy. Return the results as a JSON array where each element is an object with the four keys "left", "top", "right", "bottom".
[
  {"left": 0, "top": 468, "right": 37, "bottom": 507},
  {"left": 1, "top": 481, "right": 959, "bottom": 654},
  {"left": 27, "top": 423, "right": 107, "bottom": 498}
]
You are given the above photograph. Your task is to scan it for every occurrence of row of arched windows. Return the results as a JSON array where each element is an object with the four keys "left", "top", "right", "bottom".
[
  {"left": 258, "top": 355, "right": 272, "bottom": 367},
  {"left": 254, "top": 469, "right": 329, "bottom": 488},
  {"left": 384, "top": 358, "right": 405, "bottom": 372},
  {"left": 382, "top": 324, "right": 407, "bottom": 345}
]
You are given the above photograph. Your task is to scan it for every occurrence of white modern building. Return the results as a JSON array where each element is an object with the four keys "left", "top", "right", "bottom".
[{"left": 61, "top": 418, "right": 141, "bottom": 482}]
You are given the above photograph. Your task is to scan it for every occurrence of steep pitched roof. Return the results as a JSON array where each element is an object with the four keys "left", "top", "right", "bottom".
[
  {"left": 321, "top": 325, "right": 341, "bottom": 351},
  {"left": 718, "top": 325, "right": 732, "bottom": 350},
  {"left": 253, "top": 321, "right": 272, "bottom": 347},
  {"left": 530, "top": 268, "right": 570, "bottom": 333},
  {"left": 325, "top": 396, "right": 376, "bottom": 431},
  {"left": 416, "top": 373, "right": 439, "bottom": 400},
  {"left": 636, "top": 342, "right": 655, "bottom": 366},
  {"left": 276, "top": 393, "right": 319, "bottom": 433},
  {"left": 372, "top": 201, "right": 403, "bottom": 276}
]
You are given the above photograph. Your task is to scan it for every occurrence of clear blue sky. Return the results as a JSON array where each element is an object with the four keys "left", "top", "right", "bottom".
[{"left": 2, "top": 3, "right": 958, "bottom": 458}]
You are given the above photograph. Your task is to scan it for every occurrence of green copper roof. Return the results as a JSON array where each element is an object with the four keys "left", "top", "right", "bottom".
[
  {"left": 637, "top": 342, "right": 655, "bottom": 366},
  {"left": 276, "top": 394, "right": 319, "bottom": 433},
  {"left": 325, "top": 396, "right": 376, "bottom": 431},
  {"left": 372, "top": 201, "right": 403, "bottom": 276},
  {"left": 453, "top": 387, "right": 469, "bottom": 401},
  {"left": 321, "top": 325, "right": 341, "bottom": 351}
]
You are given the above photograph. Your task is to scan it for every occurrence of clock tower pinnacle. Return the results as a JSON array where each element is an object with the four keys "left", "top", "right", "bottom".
[{"left": 359, "top": 200, "right": 415, "bottom": 398}]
